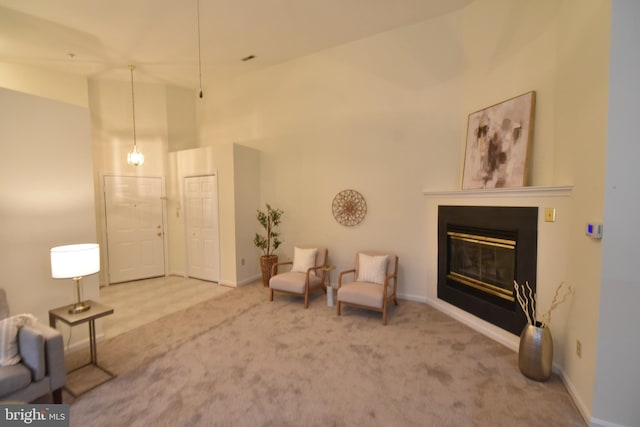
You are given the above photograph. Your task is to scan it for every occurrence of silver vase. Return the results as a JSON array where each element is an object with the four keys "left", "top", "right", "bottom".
[{"left": 518, "top": 323, "right": 553, "bottom": 381}]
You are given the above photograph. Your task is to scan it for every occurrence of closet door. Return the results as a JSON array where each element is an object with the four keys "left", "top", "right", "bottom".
[{"left": 185, "top": 175, "right": 220, "bottom": 282}]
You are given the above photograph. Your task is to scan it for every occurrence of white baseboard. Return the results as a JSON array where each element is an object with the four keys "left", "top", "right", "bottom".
[
  {"left": 589, "top": 417, "right": 626, "bottom": 427},
  {"left": 397, "top": 292, "right": 428, "bottom": 303},
  {"left": 238, "top": 274, "right": 261, "bottom": 286},
  {"left": 422, "top": 296, "right": 519, "bottom": 352},
  {"left": 555, "top": 366, "right": 592, "bottom": 425},
  {"left": 220, "top": 274, "right": 261, "bottom": 288}
]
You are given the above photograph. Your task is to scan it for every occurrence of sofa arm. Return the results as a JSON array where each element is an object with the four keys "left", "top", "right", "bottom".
[
  {"left": 18, "top": 326, "right": 45, "bottom": 381},
  {"left": 29, "top": 322, "right": 66, "bottom": 392}
]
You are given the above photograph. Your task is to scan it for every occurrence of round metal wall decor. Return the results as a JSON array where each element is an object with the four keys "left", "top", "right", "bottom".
[{"left": 332, "top": 189, "right": 367, "bottom": 226}]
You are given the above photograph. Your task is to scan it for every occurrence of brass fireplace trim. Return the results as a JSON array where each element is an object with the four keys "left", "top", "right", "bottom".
[
  {"left": 447, "top": 231, "right": 516, "bottom": 301},
  {"left": 447, "top": 231, "right": 515, "bottom": 249},
  {"left": 448, "top": 272, "right": 515, "bottom": 301}
]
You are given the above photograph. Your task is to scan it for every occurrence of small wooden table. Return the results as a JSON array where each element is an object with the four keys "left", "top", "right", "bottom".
[{"left": 49, "top": 300, "right": 115, "bottom": 395}]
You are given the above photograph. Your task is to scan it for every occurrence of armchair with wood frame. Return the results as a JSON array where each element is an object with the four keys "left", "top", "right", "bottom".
[
  {"left": 336, "top": 251, "right": 399, "bottom": 325},
  {"left": 269, "top": 246, "right": 328, "bottom": 308}
]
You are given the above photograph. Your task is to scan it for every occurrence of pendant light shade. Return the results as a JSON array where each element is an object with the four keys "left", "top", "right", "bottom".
[
  {"left": 127, "top": 65, "right": 144, "bottom": 166},
  {"left": 127, "top": 146, "right": 144, "bottom": 166}
]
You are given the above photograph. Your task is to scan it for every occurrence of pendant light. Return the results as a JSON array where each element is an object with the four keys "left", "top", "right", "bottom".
[{"left": 127, "top": 65, "right": 144, "bottom": 166}]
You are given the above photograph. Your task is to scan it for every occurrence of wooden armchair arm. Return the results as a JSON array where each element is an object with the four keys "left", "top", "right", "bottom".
[
  {"left": 271, "top": 260, "right": 292, "bottom": 276},
  {"left": 338, "top": 269, "right": 356, "bottom": 288},
  {"left": 305, "top": 264, "right": 326, "bottom": 283},
  {"left": 382, "top": 273, "right": 398, "bottom": 294},
  {"left": 307, "top": 265, "right": 323, "bottom": 275}
]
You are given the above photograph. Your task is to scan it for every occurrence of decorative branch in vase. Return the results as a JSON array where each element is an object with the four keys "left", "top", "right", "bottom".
[
  {"left": 513, "top": 280, "right": 574, "bottom": 328},
  {"left": 514, "top": 280, "right": 574, "bottom": 382}
]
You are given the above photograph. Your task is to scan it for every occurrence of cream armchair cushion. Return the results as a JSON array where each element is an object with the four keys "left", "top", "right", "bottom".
[
  {"left": 291, "top": 247, "right": 318, "bottom": 276},
  {"left": 356, "top": 253, "right": 388, "bottom": 284}
]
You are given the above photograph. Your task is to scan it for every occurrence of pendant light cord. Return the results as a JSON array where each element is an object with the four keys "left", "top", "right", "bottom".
[
  {"left": 129, "top": 65, "right": 137, "bottom": 148},
  {"left": 197, "top": 0, "right": 203, "bottom": 98}
]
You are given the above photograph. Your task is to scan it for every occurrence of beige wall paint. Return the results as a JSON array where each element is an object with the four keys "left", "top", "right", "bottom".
[
  {"left": 200, "top": 9, "right": 466, "bottom": 294},
  {"left": 553, "top": 1, "right": 611, "bottom": 419},
  {"left": 0, "top": 62, "right": 88, "bottom": 108},
  {"left": 167, "top": 85, "right": 198, "bottom": 152},
  {"left": 459, "top": 0, "right": 561, "bottom": 187},
  {"left": 88, "top": 78, "right": 170, "bottom": 285},
  {"left": 0, "top": 0, "right": 619, "bottom": 422},
  {"left": 195, "top": 0, "right": 610, "bottom": 421},
  {"left": 0, "top": 86, "right": 97, "bottom": 346}
]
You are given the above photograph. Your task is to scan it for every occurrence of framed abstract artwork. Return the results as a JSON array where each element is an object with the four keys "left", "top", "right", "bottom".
[{"left": 461, "top": 91, "right": 536, "bottom": 190}]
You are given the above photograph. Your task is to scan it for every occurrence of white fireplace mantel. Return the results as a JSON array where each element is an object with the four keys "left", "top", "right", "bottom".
[
  {"left": 422, "top": 184, "right": 573, "bottom": 354},
  {"left": 422, "top": 185, "right": 573, "bottom": 198}
]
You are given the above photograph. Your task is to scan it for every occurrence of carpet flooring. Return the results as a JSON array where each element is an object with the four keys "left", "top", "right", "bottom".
[{"left": 67, "top": 282, "right": 585, "bottom": 426}]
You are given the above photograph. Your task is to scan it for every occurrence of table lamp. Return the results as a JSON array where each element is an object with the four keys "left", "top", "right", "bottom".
[{"left": 50, "top": 243, "right": 100, "bottom": 314}]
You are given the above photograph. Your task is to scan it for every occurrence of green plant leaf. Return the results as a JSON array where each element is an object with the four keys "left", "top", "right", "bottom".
[{"left": 254, "top": 203, "right": 284, "bottom": 256}]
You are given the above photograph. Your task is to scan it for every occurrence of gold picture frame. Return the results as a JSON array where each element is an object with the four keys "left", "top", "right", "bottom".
[{"left": 461, "top": 91, "right": 536, "bottom": 189}]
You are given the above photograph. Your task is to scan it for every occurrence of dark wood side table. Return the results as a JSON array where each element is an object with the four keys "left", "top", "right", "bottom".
[{"left": 49, "top": 300, "right": 115, "bottom": 396}]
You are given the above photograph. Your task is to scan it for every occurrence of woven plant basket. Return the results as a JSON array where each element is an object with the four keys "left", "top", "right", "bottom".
[{"left": 260, "top": 255, "right": 278, "bottom": 287}]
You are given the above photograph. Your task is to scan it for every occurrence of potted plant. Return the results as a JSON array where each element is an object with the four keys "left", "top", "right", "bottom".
[{"left": 254, "top": 203, "right": 284, "bottom": 287}]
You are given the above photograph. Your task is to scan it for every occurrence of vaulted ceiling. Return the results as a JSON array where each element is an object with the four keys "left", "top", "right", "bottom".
[{"left": 0, "top": 0, "right": 474, "bottom": 88}]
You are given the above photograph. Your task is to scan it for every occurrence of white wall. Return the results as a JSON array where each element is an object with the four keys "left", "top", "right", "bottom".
[
  {"left": 195, "top": 0, "right": 610, "bottom": 422},
  {"left": 592, "top": 1, "right": 640, "bottom": 426},
  {"left": 233, "top": 144, "right": 261, "bottom": 284},
  {"left": 0, "top": 86, "right": 98, "bottom": 344}
]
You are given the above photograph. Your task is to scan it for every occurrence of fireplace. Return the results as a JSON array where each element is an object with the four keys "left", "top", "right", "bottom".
[{"left": 438, "top": 206, "right": 537, "bottom": 335}]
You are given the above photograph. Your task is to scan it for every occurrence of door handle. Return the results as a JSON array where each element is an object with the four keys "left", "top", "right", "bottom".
[{"left": 157, "top": 232, "right": 163, "bottom": 237}]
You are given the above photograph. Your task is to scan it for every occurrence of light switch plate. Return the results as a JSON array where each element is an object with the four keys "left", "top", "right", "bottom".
[{"left": 544, "top": 208, "right": 556, "bottom": 222}]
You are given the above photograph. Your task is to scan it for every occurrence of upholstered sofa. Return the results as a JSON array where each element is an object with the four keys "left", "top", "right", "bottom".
[{"left": 0, "top": 289, "right": 65, "bottom": 403}]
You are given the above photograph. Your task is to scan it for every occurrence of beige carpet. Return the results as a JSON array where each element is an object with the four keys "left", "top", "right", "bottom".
[{"left": 67, "top": 282, "right": 585, "bottom": 426}]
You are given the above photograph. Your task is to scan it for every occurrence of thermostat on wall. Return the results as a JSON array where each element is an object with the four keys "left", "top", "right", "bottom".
[{"left": 585, "top": 223, "right": 603, "bottom": 239}]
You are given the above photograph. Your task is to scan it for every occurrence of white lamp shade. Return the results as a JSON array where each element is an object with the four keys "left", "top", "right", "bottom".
[{"left": 51, "top": 243, "right": 100, "bottom": 279}]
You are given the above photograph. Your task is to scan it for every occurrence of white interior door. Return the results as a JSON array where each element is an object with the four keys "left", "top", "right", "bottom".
[
  {"left": 185, "top": 175, "right": 220, "bottom": 282},
  {"left": 104, "top": 176, "right": 165, "bottom": 284}
]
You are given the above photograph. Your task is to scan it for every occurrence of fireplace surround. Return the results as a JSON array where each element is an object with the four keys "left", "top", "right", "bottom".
[{"left": 438, "top": 205, "right": 537, "bottom": 335}]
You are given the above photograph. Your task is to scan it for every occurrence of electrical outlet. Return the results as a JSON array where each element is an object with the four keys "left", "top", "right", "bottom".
[
  {"left": 544, "top": 208, "right": 556, "bottom": 222},
  {"left": 576, "top": 340, "right": 582, "bottom": 358}
]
